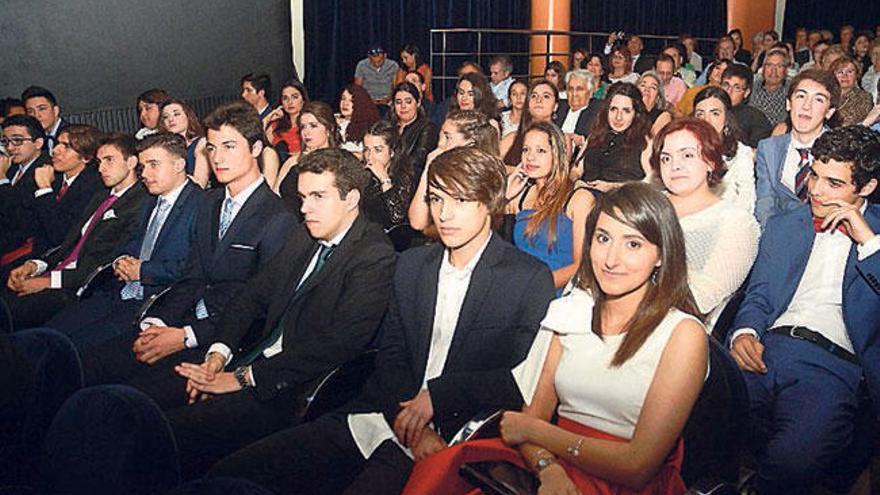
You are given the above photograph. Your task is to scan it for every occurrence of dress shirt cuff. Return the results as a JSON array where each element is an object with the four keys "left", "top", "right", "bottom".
[
  {"left": 603, "top": 43, "right": 613, "bottom": 55},
  {"left": 183, "top": 325, "right": 198, "bottom": 349},
  {"left": 246, "top": 365, "right": 256, "bottom": 386},
  {"left": 34, "top": 187, "right": 53, "bottom": 198},
  {"left": 139, "top": 317, "right": 167, "bottom": 331},
  {"left": 31, "top": 259, "right": 48, "bottom": 275},
  {"left": 857, "top": 234, "right": 880, "bottom": 261},
  {"left": 729, "top": 328, "right": 759, "bottom": 349},
  {"left": 50, "top": 270, "right": 63, "bottom": 289},
  {"left": 206, "top": 343, "right": 233, "bottom": 366},
  {"left": 0, "top": 179, "right": 10, "bottom": 186}
]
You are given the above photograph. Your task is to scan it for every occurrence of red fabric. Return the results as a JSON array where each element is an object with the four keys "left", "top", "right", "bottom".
[
  {"left": 272, "top": 122, "right": 302, "bottom": 154},
  {"left": 1, "top": 237, "right": 34, "bottom": 267},
  {"left": 56, "top": 182, "right": 69, "bottom": 202},
  {"left": 812, "top": 216, "right": 848, "bottom": 235},
  {"left": 402, "top": 418, "right": 686, "bottom": 495}
]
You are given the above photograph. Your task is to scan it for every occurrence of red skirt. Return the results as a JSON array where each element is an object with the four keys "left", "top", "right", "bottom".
[{"left": 402, "top": 417, "right": 686, "bottom": 495}]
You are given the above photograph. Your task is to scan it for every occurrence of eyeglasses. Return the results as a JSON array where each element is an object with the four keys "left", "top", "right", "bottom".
[
  {"left": 0, "top": 136, "right": 36, "bottom": 147},
  {"left": 721, "top": 82, "right": 746, "bottom": 93}
]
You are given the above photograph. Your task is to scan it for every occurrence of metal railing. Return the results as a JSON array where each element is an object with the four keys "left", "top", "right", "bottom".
[
  {"left": 67, "top": 93, "right": 240, "bottom": 134},
  {"left": 430, "top": 28, "right": 718, "bottom": 100}
]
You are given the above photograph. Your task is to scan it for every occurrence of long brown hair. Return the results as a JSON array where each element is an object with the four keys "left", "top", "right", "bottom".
[
  {"left": 503, "top": 79, "right": 559, "bottom": 166},
  {"left": 576, "top": 183, "right": 700, "bottom": 366},
  {"left": 584, "top": 82, "right": 650, "bottom": 154},
  {"left": 520, "top": 121, "right": 573, "bottom": 250},
  {"left": 298, "top": 101, "right": 341, "bottom": 149},
  {"left": 341, "top": 84, "right": 379, "bottom": 143}
]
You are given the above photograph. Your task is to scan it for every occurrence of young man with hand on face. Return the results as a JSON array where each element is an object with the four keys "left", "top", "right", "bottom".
[
  {"left": 159, "top": 146, "right": 396, "bottom": 479},
  {"left": 43, "top": 132, "right": 203, "bottom": 350},
  {"left": 206, "top": 147, "right": 555, "bottom": 495},
  {"left": 754, "top": 69, "right": 839, "bottom": 227},
  {"left": 78, "top": 102, "right": 295, "bottom": 399},
  {"left": 3, "top": 129, "right": 146, "bottom": 329},
  {"left": 730, "top": 125, "right": 880, "bottom": 494}
]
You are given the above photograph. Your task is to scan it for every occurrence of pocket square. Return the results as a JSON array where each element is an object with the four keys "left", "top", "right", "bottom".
[
  {"left": 230, "top": 243, "right": 256, "bottom": 251},
  {"left": 102, "top": 209, "right": 117, "bottom": 220}
]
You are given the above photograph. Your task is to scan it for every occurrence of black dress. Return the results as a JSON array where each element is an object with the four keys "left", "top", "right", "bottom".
[{"left": 579, "top": 132, "right": 645, "bottom": 183}]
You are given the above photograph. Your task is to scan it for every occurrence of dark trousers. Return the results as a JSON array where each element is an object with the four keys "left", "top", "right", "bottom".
[
  {"left": 45, "top": 290, "right": 141, "bottom": 350},
  {"left": 165, "top": 387, "right": 302, "bottom": 481},
  {"left": 3, "top": 286, "right": 71, "bottom": 330},
  {"left": 745, "top": 332, "right": 869, "bottom": 494},
  {"left": 207, "top": 413, "right": 414, "bottom": 495}
]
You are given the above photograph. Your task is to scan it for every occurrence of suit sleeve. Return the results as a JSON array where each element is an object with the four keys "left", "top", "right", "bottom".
[
  {"left": 250, "top": 245, "right": 396, "bottom": 401},
  {"left": 427, "top": 265, "right": 555, "bottom": 423},
  {"left": 754, "top": 140, "right": 777, "bottom": 228}
]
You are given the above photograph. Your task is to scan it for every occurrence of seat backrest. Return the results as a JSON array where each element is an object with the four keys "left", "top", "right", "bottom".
[
  {"left": 680, "top": 335, "right": 750, "bottom": 487},
  {"left": 0, "top": 297, "right": 12, "bottom": 334},
  {"left": 301, "top": 349, "right": 379, "bottom": 422}
]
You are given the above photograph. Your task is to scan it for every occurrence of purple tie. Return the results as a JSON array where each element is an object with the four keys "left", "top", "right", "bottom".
[{"left": 55, "top": 194, "right": 120, "bottom": 270}]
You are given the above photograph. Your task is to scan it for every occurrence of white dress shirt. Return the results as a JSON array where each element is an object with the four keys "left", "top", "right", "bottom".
[
  {"left": 347, "top": 233, "right": 492, "bottom": 459},
  {"left": 561, "top": 105, "right": 586, "bottom": 134}
]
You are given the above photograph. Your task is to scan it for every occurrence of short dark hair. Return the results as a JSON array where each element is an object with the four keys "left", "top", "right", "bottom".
[
  {"left": 100, "top": 133, "right": 138, "bottom": 160},
  {"left": 203, "top": 101, "right": 264, "bottom": 147},
  {"left": 0, "top": 98, "right": 24, "bottom": 117},
  {"left": 787, "top": 68, "right": 841, "bottom": 110},
  {"left": 60, "top": 125, "right": 103, "bottom": 161},
  {"left": 137, "top": 88, "right": 170, "bottom": 106},
  {"left": 21, "top": 85, "right": 58, "bottom": 106},
  {"left": 655, "top": 54, "right": 676, "bottom": 68},
  {"left": 241, "top": 73, "right": 272, "bottom": 98},
  {"left": 662, "top": 42, "right": 687, "bottom": 62},
  {"left": 428, "top": 147, "right": 507, "bottom": 220},
  {"left": 1, "top": 114, "right": 45, "bottom": 139},
  {"left": 297, "top": 148, "right": 369, "bottom": 200},
  {"left": 136, "top": 132, "right": 186, "bottom": 160},
  {"left": 812, "top": 125, "right": 880, "bottom": 192},
  {"left": 722, "top": 63, "right": 754, "bottom": 90}
]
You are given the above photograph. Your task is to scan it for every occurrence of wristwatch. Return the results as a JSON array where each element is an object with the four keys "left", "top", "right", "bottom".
[{"left": 233, "top": 366, "right": 252, "bottom": 388}]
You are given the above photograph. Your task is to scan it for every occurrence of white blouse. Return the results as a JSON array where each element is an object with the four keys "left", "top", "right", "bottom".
[{"left": 719, "top": 142, "right": 756, "bottom": 214}]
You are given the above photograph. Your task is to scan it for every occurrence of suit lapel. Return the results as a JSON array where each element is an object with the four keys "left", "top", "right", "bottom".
[
  {"left": 211, "top": 183, "right": 269, "bottom": 265},
  {"left": 151, "top": 181, "right": 194, "bottom": 251},
  {"left": 775, "top": 134, "right": 801, "bottom": 202}
]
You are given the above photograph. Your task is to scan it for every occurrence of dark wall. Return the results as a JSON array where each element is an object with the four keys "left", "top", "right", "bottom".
[
  {"left": 0, "top": 0, "right": 294, "bottom": 114},
  {"left": 783, "top": 0, "right": 880, "bottom": 39}
]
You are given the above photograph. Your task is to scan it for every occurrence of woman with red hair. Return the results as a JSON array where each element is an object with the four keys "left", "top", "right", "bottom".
[{"left": 336, "top": 84, "right": 379, "bottom": 153}]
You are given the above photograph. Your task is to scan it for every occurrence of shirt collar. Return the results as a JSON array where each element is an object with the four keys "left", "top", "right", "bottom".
[
  {"left": 441, "top": 232, "right": 492, "bottom": 278},
  {"left": 111, "top": 180, "right": 136, "bottom": 198},
  {"left": 63, "top": 170, "right": 81, "bottom": 186},
  {"left": 319, "top": 216, "right": 356, "bottom": 248},
  {"left": 159, "top": 178, "right": 188, "bottom": 205},
  {"left": 224, "top": 175, "right": 265, "bottom": 205},
  {"left": 47, "top": 119, "right": 62, "bottom": 138}
]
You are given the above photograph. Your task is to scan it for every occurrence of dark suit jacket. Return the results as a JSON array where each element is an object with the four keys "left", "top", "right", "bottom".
[
  {"left": 633, "top": 54, "right": 657, "bottom": 75},
  {"left": 554, "top": 100, "right": 600, "bottom": 137},
  {"left": 149, "top": 182, "right": 296, "bottom": 343},
  {"left": 41, "top": 183, "right": 147, "bottom": 291},
  {"left": 213, "top": 214, "right": 396, "bottom": 402},
  {"left": 40, "top": 117, "right": 69, "bottom": 155},
  {"left": 0, "top": 153, "right": 53, "bottom": 254},
  {"left": 732, "top": 204, "right": 880, "bottom": 415},
  {"left": 116, "top": 180, "right": 204, "bottom": 299},
  {"left": 348, "top": 234, "right": 555, "bottom": 441},
  {"left": 31, "top": 164, "right": 104, "bottom": 253}
]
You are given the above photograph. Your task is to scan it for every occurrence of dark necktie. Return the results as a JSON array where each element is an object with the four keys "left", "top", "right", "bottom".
[
  {"left": 235, "top": 243, "right": 335, "bottom": 366},
  {"left": 56, "top": 181, "right": 69, "bottom": 202},
  {"left": 794, "top": 148, "right": 812, "bottom": 201}
]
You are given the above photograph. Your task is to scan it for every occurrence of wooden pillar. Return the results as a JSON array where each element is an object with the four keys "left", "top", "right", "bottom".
[
  {"left": 529, "top": 0, "right": 570, "bottom": 78},
  {"left": 727, "top": 0, "right": 776, "bottom": 52}
]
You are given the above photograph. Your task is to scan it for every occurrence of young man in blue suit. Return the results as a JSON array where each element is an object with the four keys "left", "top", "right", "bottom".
[
  {"left": 730, "top": 125, "right": 880, "bottom": 493},
  {"left": 754, "top": 69, "right": 839, "bottom": 227},
  {"left": 207, "top": 147, "right": 556, "bottom": 494},
  {"left": 43, "top": 133, "right": 203, "bottom": 349}
]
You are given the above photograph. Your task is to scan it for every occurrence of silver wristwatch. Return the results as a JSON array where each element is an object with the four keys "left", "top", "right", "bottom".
[{"left": 233, "top": 366, "right": 251, "bottom": 388}]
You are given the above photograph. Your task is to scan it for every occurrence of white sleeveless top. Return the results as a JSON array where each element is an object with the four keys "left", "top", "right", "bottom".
[{"left": 513, "top": 288, "right": 703, "bottom": 440}]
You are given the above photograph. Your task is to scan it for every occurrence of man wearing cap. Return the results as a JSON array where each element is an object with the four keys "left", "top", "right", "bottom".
[{"left": 355, "top": 44, "right": 400, "bottom": 111}]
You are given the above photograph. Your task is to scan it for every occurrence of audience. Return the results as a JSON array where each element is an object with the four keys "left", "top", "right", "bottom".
[
  {"left": 755, "top": 69, "right": 840, "bottom": 227},
  {"left": 651, "top": 118, "right": 759, "bottom": 317},
  {"left": 505, "top": 121, "right": 593, "bottom": 291},
  {"left": 3, "top": 23, "right": 879, "bottom": 495},
  {"left": 135, "top": 88, "right": 171, "bottom": 140},
  {"left": 159, "top": 98, "right": 210, "bottom": 187},
  {"left": 207, "top": 146, "right": 555, "bottom": 495},
  {"left": 729, "top": 125, "right": 880, "bottom": 494},
  {"left": 21, "top": 85, "right": 67, "bottom": 156},
  {"left": 692, "top": 87, "right": 756, "bottom": 213}
]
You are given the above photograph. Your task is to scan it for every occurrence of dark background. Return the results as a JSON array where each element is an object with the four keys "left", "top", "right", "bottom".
[
  {"left": 782, "top": 0, "right": 880, "bottom": 39},
  {"left": 0, "top": 0, "right": 295, "bottom": 124}
]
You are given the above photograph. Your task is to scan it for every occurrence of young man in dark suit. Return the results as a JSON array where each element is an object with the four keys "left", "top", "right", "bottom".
[
  {"left": 207, "top": 147, "right": 556, "bottom": 494},
  {"left": 21, "top": 86, "right": 67, "bottom": 156},
  {"left": 79, "top": 102, "right": 296, "bottom": 396},
  {"left": 2, "top": 129, "right": 146, "bottom": 329},
  {"left": 43, "top": 133, "right": 203, "bottom": 349},
  {"left": 166, "top": 146, "right": 396, "bottom": 478},
  {"left": 0, "top": 115, "right": 49, "bottom": 261},
  {"left": 730, "top": 126, "right": 880, "bottom": 493},
  {"left": 754, "top": 69, "right": 839, "bottom": 227}
]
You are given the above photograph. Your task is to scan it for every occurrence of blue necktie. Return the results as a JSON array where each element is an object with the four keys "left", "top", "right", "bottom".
[
  {"left": 121, "top": 198, "right": 170, "bottom": 300},
  {"left": 218, "top": 197, "right": 236, "bottom": 239}
]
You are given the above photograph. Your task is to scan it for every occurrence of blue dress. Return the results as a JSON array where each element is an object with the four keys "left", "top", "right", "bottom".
[
  {"left": 185, "top": 137, "right": 202, "bottom": 176},
  {"left": 513, "top": 209, "right": 574, "bottom": 275}
]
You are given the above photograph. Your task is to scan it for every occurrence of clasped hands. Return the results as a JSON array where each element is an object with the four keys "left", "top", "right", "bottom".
[
  {"left": 175, "top": 351, "right": 242, "bottom": 404},
  {"left": 6, "top": 261, "right": 49, "bottom": 296},
  {"left": 113, "top": 255, "right": 141, "bottom": 282},
  {"left": 392, "top": 389, "right": 447, "bottom": 461}
]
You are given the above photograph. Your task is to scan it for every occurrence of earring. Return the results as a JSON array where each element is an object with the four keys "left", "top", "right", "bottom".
[{"left": 651, "top": 268, "right": 658, "bottom": 285}]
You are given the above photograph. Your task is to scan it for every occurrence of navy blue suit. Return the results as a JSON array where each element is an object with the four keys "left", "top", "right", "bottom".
[
  {"left": 44, "top": 180, "right": 204, "bottom": 349},
  {"left": 732, "top": 203, "right": 880, "bottom": 492}
]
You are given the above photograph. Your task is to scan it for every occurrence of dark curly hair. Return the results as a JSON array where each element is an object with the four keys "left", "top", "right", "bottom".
[{"left": 812, "top": 125, "right": 880, "bottom": 192}]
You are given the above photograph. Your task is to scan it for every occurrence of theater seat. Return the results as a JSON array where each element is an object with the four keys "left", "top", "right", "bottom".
[
  {"left": 39, "top": 385, "right": 179, "bottom": 495},
  {"left": 301, "top": 349, "right": 378, "bottom": 422},
  {"left": 167, "top": 477, "right": 274, "bottom": 495}
]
